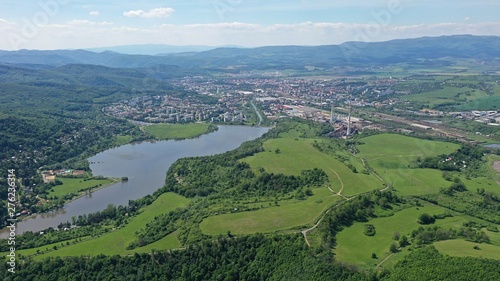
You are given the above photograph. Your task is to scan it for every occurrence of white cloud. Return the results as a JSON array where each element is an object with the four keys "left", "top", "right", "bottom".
[
  {"left": 0, "top": 18, "right": 16, "bottom": 25},
  {"left": 67, "top": 20, "right": 113, "bottom": 26},
  {"left": 123, "top": 7, "right": 175, "bottom": 18},
  {"left": 89, "top": 11, "right": 100, "bottom": 17},
  {"left": 1, "top": 20, "right": 500, "bottom": 50}
]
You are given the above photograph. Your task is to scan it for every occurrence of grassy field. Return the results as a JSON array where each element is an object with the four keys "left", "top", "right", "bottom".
[
  {"left": 434, "top": 239, "right": 500, "bottom": 260},
  {"left": 200, "top": 187, "right": 341, "bottom": 235},
  {"left": 402, "top": 86, "right": 489, "bottom": 109},
  {"left": 335, "top": 203, "right": 488, "bottom": 270},
  {"left": 357, "top": 134, "right": 460, "bottom": 196},
  {"left": 243, "top": 138, "right": 381, "bottom": 196},
  {"left": 26, "top": 192, "right": 190, "bottom": 259},
  {"left": 48, "top": 177, "right": 115, "bottom": 199},
  {"left": 143, "top": 123, "right": 212, "bottom": 140},
  {"left": 114, "top": 135, "right": 133, "bottom": 146}
]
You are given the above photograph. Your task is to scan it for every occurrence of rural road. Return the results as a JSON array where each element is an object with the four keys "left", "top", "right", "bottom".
[{"left": 250, "top": 101, "right": 263, "bottom": 126}]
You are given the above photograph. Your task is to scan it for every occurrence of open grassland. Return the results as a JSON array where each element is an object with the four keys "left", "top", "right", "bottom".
[
  {"left": 434, "top": 239, "right": 500, "bottom": 260},
  {"left": 402, "top": 86, "right": 490, "bottom": 108},
  {"left": 48, "top": 178, "right": 114, "bottom": 198},
  {"left": 143, "top": 123, "right": 211, "bottom": 140},
  {"left": 200, "top": 187, "right": 341, "bottom": 235},
  {"left": 114, "top": 135, "right": 133, "bottom": 146},
  {"left": 335, "top": 203, "right": 489, "bottom": 270},
  {"left": 28, "top": 193, "right": 189, "bottom": 259},
  {"left": 357, "top": 134, "right": 460, "bottom": 196},
  {"left": 243, "top": 138, "right": 381, "bottom": 196}
]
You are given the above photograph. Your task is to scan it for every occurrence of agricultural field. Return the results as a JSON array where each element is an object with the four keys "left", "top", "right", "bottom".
[
  {"left": 399, "top": 76, "right": 500, "bottom": 110},
  {"left": 48, "top": 177, "right": 115, "bottom": 199},
  {"left": 243, "top": 137, "right": 381, "bottom": 196},
  {"left": 357, "top": 134, "right": 460, "bottom": 196},
  {"left": 200, "top": 187, "right": 341, "bottom": 235},
  {"left": 23, "top": 192, "right": 190, "bottom": 259},
  {"left": 143, "top": 123, "right": 213, "bottom": 140}
]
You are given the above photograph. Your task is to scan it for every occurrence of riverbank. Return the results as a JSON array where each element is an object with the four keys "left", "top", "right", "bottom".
[{"left": 15, "top": 177, "right": 122, "bottom": 224}]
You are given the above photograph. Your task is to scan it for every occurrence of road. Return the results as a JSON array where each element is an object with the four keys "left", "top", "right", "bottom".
[{"left": 250, "top": 101, "right": 263, "bottom": 126}]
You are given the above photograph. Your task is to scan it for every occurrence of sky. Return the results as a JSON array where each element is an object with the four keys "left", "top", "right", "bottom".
[{"left": 0, "top": 0, "right": 499, "bottom": 50}]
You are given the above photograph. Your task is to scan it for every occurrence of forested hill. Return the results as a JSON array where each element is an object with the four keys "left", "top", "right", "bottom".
[{"left": 0, "top": 35, "right": 498, "bottom": 70}]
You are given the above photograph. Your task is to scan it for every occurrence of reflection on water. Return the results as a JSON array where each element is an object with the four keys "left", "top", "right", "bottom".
[{"left": 0, "top": 126, "right": 269, "bottom": 237}]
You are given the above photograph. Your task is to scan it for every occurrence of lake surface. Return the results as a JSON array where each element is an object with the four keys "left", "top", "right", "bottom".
[
  {"left": 484, "top": 144, "right": 500, "bottom": 149},
  {"left": 1, "top": 126, "right": 269, "bottom": 237}
]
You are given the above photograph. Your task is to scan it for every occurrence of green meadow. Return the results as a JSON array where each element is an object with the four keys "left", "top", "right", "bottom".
[
  {"left": 143, "top": 123, "right": 212, "bottom": 140},
  {"left": 200, "top": 187, "right": 341, "bottom": 235},
  {"left": 335, "top": 203, "right": 488, "bottom": 270},
  {"left": 114, "top": 135, "right": 133, "bottom": 146},
  {"left": 243, "top": 137, "right": 381, "bottom": 196},
  {"left": 357, "top": 134, "right": 460, "bottom": 195},
  {"left": 434, "top": 239, "right": 500, "bottom": 260},
  {"left": 26, "top": 192, "right": 190, "bottom": 259},
  {"left": 402, "top": 86, "right": 490, "bottom": 108},
  {"left": 48, "top": 177, "right": 115, "bottom": 199}
]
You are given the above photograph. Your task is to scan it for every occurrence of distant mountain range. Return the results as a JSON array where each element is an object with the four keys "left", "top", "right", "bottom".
[
  {"left": 0, "top": 35, "right": 498, "bottom": 72},
  {"left": 84, "top": 44, "right": 235, "bottom": 56}
]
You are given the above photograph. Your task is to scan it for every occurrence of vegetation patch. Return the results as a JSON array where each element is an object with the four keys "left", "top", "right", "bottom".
[
  {"left": 243, "top": 137, "right": 380, "bottom": 196},
  {"left": 200, "top": 187, "right": 340, "bottom": 235},
  {"left": 357, "top": 134, "right": 460, "bottom": 195},
  {"left": 334, "top": 202, "right": 482, "bottom": 269},
  {"left": 48, "top": 177, "right": 114, "bottom": 199},
  {"left": 143, "top": 123, "right": 216, "bottom": 140},
  {"left": 28, "top": 192, "right": 190, "bottom": 258}
]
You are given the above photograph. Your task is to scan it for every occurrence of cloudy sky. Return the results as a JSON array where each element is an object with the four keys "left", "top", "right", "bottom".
[{"left": 0, "top": 0, "right": 499, "bottom": 50}]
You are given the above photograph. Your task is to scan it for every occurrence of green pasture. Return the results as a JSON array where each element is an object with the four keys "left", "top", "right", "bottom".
[
  {"left": 114, "top": 135, "right": 133, "bottom": 146},
  {"left": 402, "top": 86, "right": 489, "bottom": 108},
  {"left": 200, "top": 187, "right": 341, "bottom": 235},
  {"left": 48, "top": 177, "right": 114, "bottom": 199},
  {"left": 335, "top": 203, "right": 486, "bottom": 269},
  {"left": 357, "top": 134, "right": 460, "bottom": 196},
  {"left": 434, "top": 239, "right": 500, "bottom": 260},
  {"left": 28, "top": 192, "right": 189, "bottom": 259},
  {"left": 143, "top": 123, "right": 211, "bottom": 140},
  {"left": 278, "top": 123, "right": 319, "bottom": 138},
  {"left": 243, "top": 137, "right": 381, "bottom": 196}
]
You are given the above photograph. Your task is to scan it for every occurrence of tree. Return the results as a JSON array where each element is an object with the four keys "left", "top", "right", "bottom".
[
  {"left": 418, "top": 213, "right": 435, "bottom": 225},
  {"left": 399, "top": 235, "right": 409, "bottom": 247},
  {"left": 393, "top": 231, "right": 400, "bottom": 240},
  {"left": 275, "top": 148, "right": 281, "bottom": 154},
  {"left": 389, "top": 243, "right": 398, "bottom": 253}
]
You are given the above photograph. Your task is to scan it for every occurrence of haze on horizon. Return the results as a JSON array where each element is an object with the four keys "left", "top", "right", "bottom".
[{"left": 0, "top": 0, "right": 499, "bottom": 51}]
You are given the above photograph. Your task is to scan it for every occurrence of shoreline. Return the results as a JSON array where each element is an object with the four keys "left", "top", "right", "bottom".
[{"left": 13, "top": 177, "right": 122, "bottom": 225}]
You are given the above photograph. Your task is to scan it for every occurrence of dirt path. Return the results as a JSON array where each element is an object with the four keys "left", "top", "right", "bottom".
[
  {"left": 301, "top": 210, "right": 331, "bottom": 247},
  {"left": 493, "top": 161, "right": 500, "bottom": 172},
  {"left": 376, "top": 253, "right": 395, "bottom": 269},
  {"left": 329, "top": 168, "right": 349, "bottom": 200}
]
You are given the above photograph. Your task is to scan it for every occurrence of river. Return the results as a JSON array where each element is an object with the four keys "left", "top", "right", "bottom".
[{"left": 1, "top": 125, "right": 269, "bottom": 238}]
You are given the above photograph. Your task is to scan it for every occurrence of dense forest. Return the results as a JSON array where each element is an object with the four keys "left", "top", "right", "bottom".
[{"left": 0, "top": 234, "right": 372, "bottom": 281}]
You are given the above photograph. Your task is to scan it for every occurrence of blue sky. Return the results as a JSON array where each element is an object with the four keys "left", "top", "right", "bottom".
[{"left": 0, "top": 0, "right": 499, "bottom": 50}]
